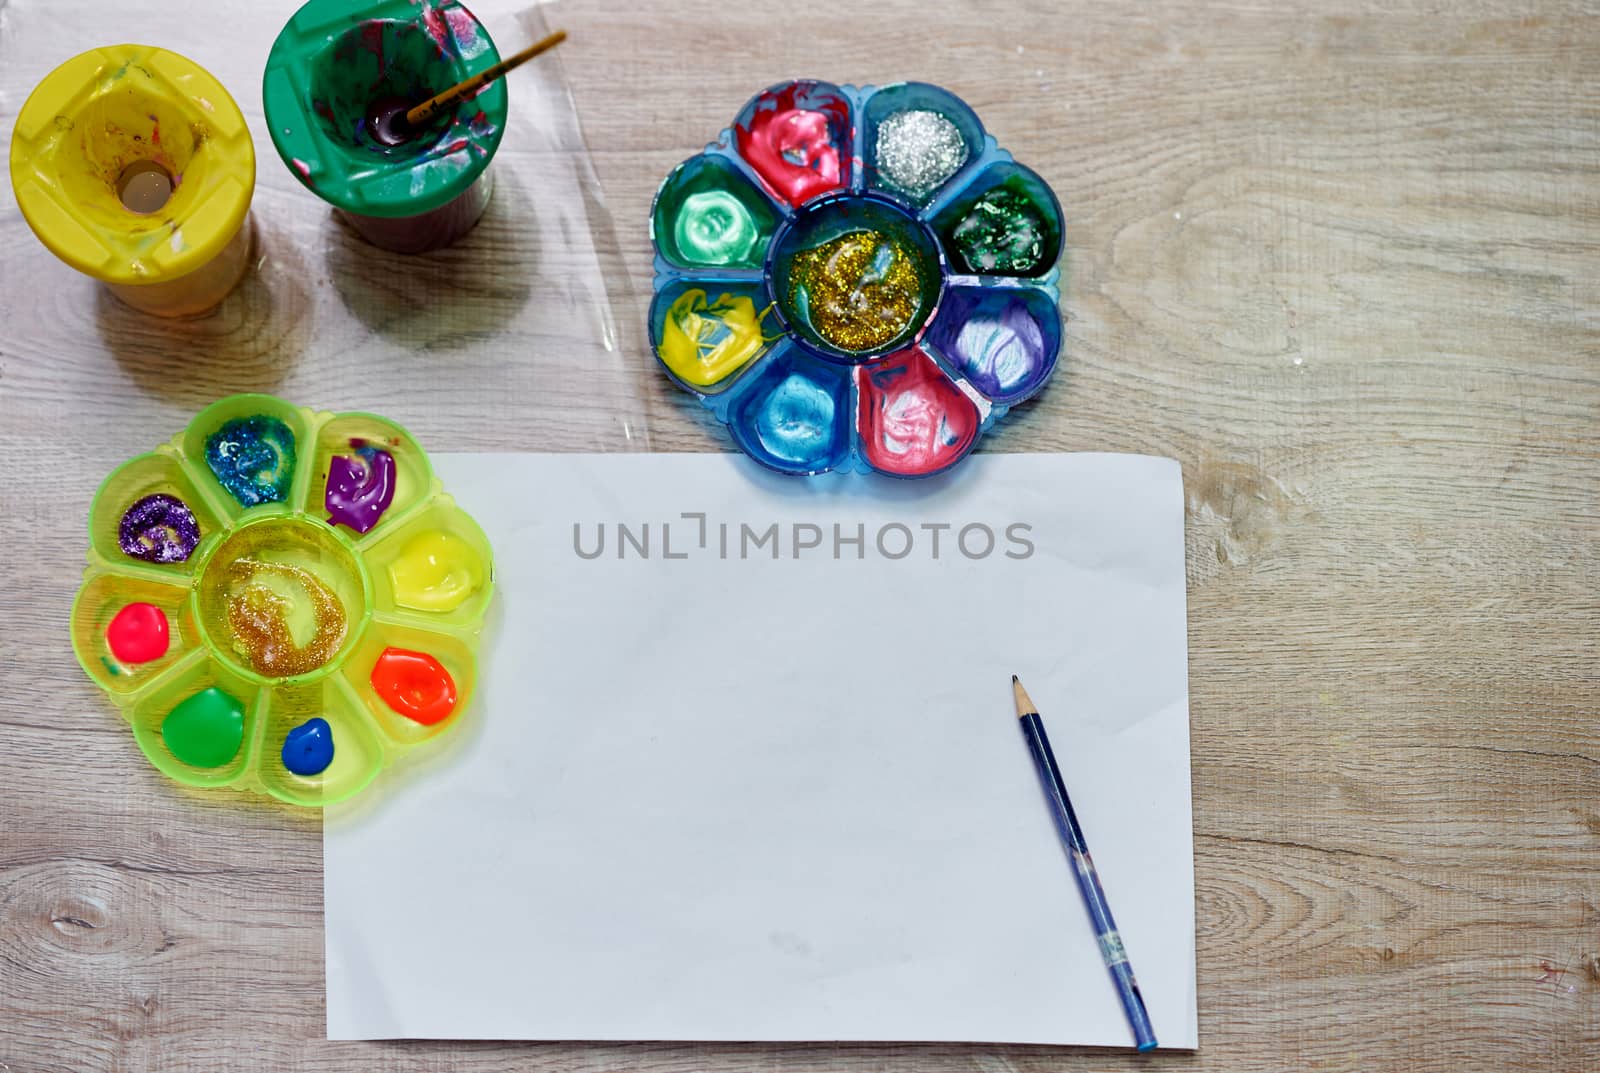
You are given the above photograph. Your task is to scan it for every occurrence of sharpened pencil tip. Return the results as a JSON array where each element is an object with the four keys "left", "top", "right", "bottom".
[{"left": 1012, "top": 675, "right": 1038, "bottom": 718}]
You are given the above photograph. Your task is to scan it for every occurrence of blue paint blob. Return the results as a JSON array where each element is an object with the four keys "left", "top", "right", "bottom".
[
  {"left": 756, "top": 373, "right": 837, "bottom": 465},
  {"left": 205, "top": 415, "right": 297, "bottom": 507},
  {"left": 729, "top": 353, "right": 851, "bottom": 475},
  {"left": 281, "top": 717, "right": 335, "bottom": 776}
]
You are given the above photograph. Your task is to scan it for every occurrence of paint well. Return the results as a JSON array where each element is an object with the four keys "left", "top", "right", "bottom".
[{"left": 856, "top": 349, "right": 980, "bottom": 476}]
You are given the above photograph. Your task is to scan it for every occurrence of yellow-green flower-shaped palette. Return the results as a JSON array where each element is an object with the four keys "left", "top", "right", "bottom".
[{"left": 70, "top": 394, "right": 493, "bottom": 806}]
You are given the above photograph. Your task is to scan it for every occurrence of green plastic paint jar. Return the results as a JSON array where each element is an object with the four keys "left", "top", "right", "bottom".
[{"left": 263, "top": 0, "right": 508, "bottom": 254}]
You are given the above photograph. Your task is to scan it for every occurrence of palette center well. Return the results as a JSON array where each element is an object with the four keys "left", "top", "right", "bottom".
[
  {"left": 194, "top": 516, "right": 368, "bottom": 682},
  {"left": 769, "top": 193, "right": 943, "bottom": 362}
]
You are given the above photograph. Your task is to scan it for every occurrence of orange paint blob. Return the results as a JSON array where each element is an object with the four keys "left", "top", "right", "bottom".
[{"left": 371, "top": 647, "right": 457, "bottom": 726}]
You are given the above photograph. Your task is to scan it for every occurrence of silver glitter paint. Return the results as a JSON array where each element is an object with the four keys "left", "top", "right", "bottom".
[{"left": 874, "top": 110, "right": 968, "bottom": 199}]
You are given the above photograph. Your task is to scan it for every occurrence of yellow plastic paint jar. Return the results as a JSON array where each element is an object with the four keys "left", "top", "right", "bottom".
[{"left": 10, "top": 46, "right": 256, "bottom": 317}]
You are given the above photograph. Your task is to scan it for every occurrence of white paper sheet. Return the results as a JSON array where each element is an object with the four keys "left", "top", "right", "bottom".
[{"left": 325, "top": 453, "right": 1197, "bottom": 1048}]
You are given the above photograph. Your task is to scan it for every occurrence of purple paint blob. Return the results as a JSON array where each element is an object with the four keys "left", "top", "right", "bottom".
[
  {"left": 325, "top": 442, "right": 397, "bottom": 534},
  {"left": 118, "top": 493, "right": 201, "bottom": 564},
  {"left": 924, "top": 288, "right": 1055, "bottom": 403}
]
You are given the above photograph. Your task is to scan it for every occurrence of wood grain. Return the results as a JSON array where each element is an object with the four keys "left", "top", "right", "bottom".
[{"left": 2, "top": 1, "right": 1598, "bottom": 1071}]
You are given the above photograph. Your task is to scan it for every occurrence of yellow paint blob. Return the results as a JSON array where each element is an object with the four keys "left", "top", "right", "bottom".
[
  {"left": 659, "top": 289, "right": 776, "bottom": 388},
  {"left": 388, "top": 530, "right": 483, "bottom": 613}
]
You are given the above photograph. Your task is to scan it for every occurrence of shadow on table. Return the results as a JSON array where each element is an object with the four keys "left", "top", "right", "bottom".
[
  {"left": 323, "top": 164, "right": 537, "bottom": 353},
  {"left": 95, "top": 215, "right": 313, "bottom": 405}
]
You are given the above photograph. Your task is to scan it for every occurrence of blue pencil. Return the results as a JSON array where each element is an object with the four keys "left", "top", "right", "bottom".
[{"left": 1012, "top": 674, "right": 1158, "bottom": 1052}]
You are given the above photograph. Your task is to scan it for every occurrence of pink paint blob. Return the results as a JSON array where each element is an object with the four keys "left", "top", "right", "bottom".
[
  {"left": 419, "top": 4, "right": 451, "bottom": 52},
  {"left": 291, "top": 158, "right": 312, "bottom": 181},
  {"left": 446, "top": 7, "right": 482, "bottom": 54},
  {"left": 856, "top": 348, "right": 980, "bottom": 476},
  {"left": 735, "top": 83, "right": 849, "bottom": 206}
]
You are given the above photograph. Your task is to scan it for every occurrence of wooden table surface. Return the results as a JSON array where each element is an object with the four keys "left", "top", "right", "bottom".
[{"left": 2, "top": 1, "right": 1597, "bottom": 1070}]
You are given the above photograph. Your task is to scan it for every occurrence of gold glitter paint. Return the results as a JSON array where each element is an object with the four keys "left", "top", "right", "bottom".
[
  {"left": 788, "top": 229, "right": 925, "bottom": 353},
  {"left": 224, "top": 558, "right": 348, "bottom": 678}
]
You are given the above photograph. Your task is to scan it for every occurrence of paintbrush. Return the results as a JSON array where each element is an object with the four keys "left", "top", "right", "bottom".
[
  {"left": 401, "top": 29, "right": 567, "bottom": 132},
  {"left": 1012, "top": 674, "right": 1158, "bottom": 1052}
]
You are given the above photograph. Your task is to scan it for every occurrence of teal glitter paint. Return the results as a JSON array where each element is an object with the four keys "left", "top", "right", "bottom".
[{"left": 205, "top": 415, "right": 297, "bottom": 507}]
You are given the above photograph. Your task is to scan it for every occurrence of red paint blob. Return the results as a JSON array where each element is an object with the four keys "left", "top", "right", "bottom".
[
  {"left": 106, "top": 603, "right": 171, "bottom": 664},
  {"left": 735, "top": 83, "right": 849, "bottom": 207},
  {"left": 371, "top": 647, "right": 458, "bottom": 726},
  {"left": 360, "top": 19, "right": 388, "bottom": 58},
  {"left": 856, "top": 349, "right": 981, "bottom": 476}
]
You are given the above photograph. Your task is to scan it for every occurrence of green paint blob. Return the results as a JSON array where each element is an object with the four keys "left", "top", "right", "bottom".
[
  {"left": 950, "top": 187, "right": 1046, "bottom": 275},
  {"left": 674, "top": 190, "right": 761, "bottom": 268},
  {"left": 161, "top": 687, "right": 245, "bottom": 768},
  {"left": 653, "top": 156, "right": 778, "bottom": 270}
]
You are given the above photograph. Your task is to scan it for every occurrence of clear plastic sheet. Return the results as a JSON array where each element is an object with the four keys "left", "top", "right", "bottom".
[{"left": 0, "top": 0, "right": 652, "bottom": 454}]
